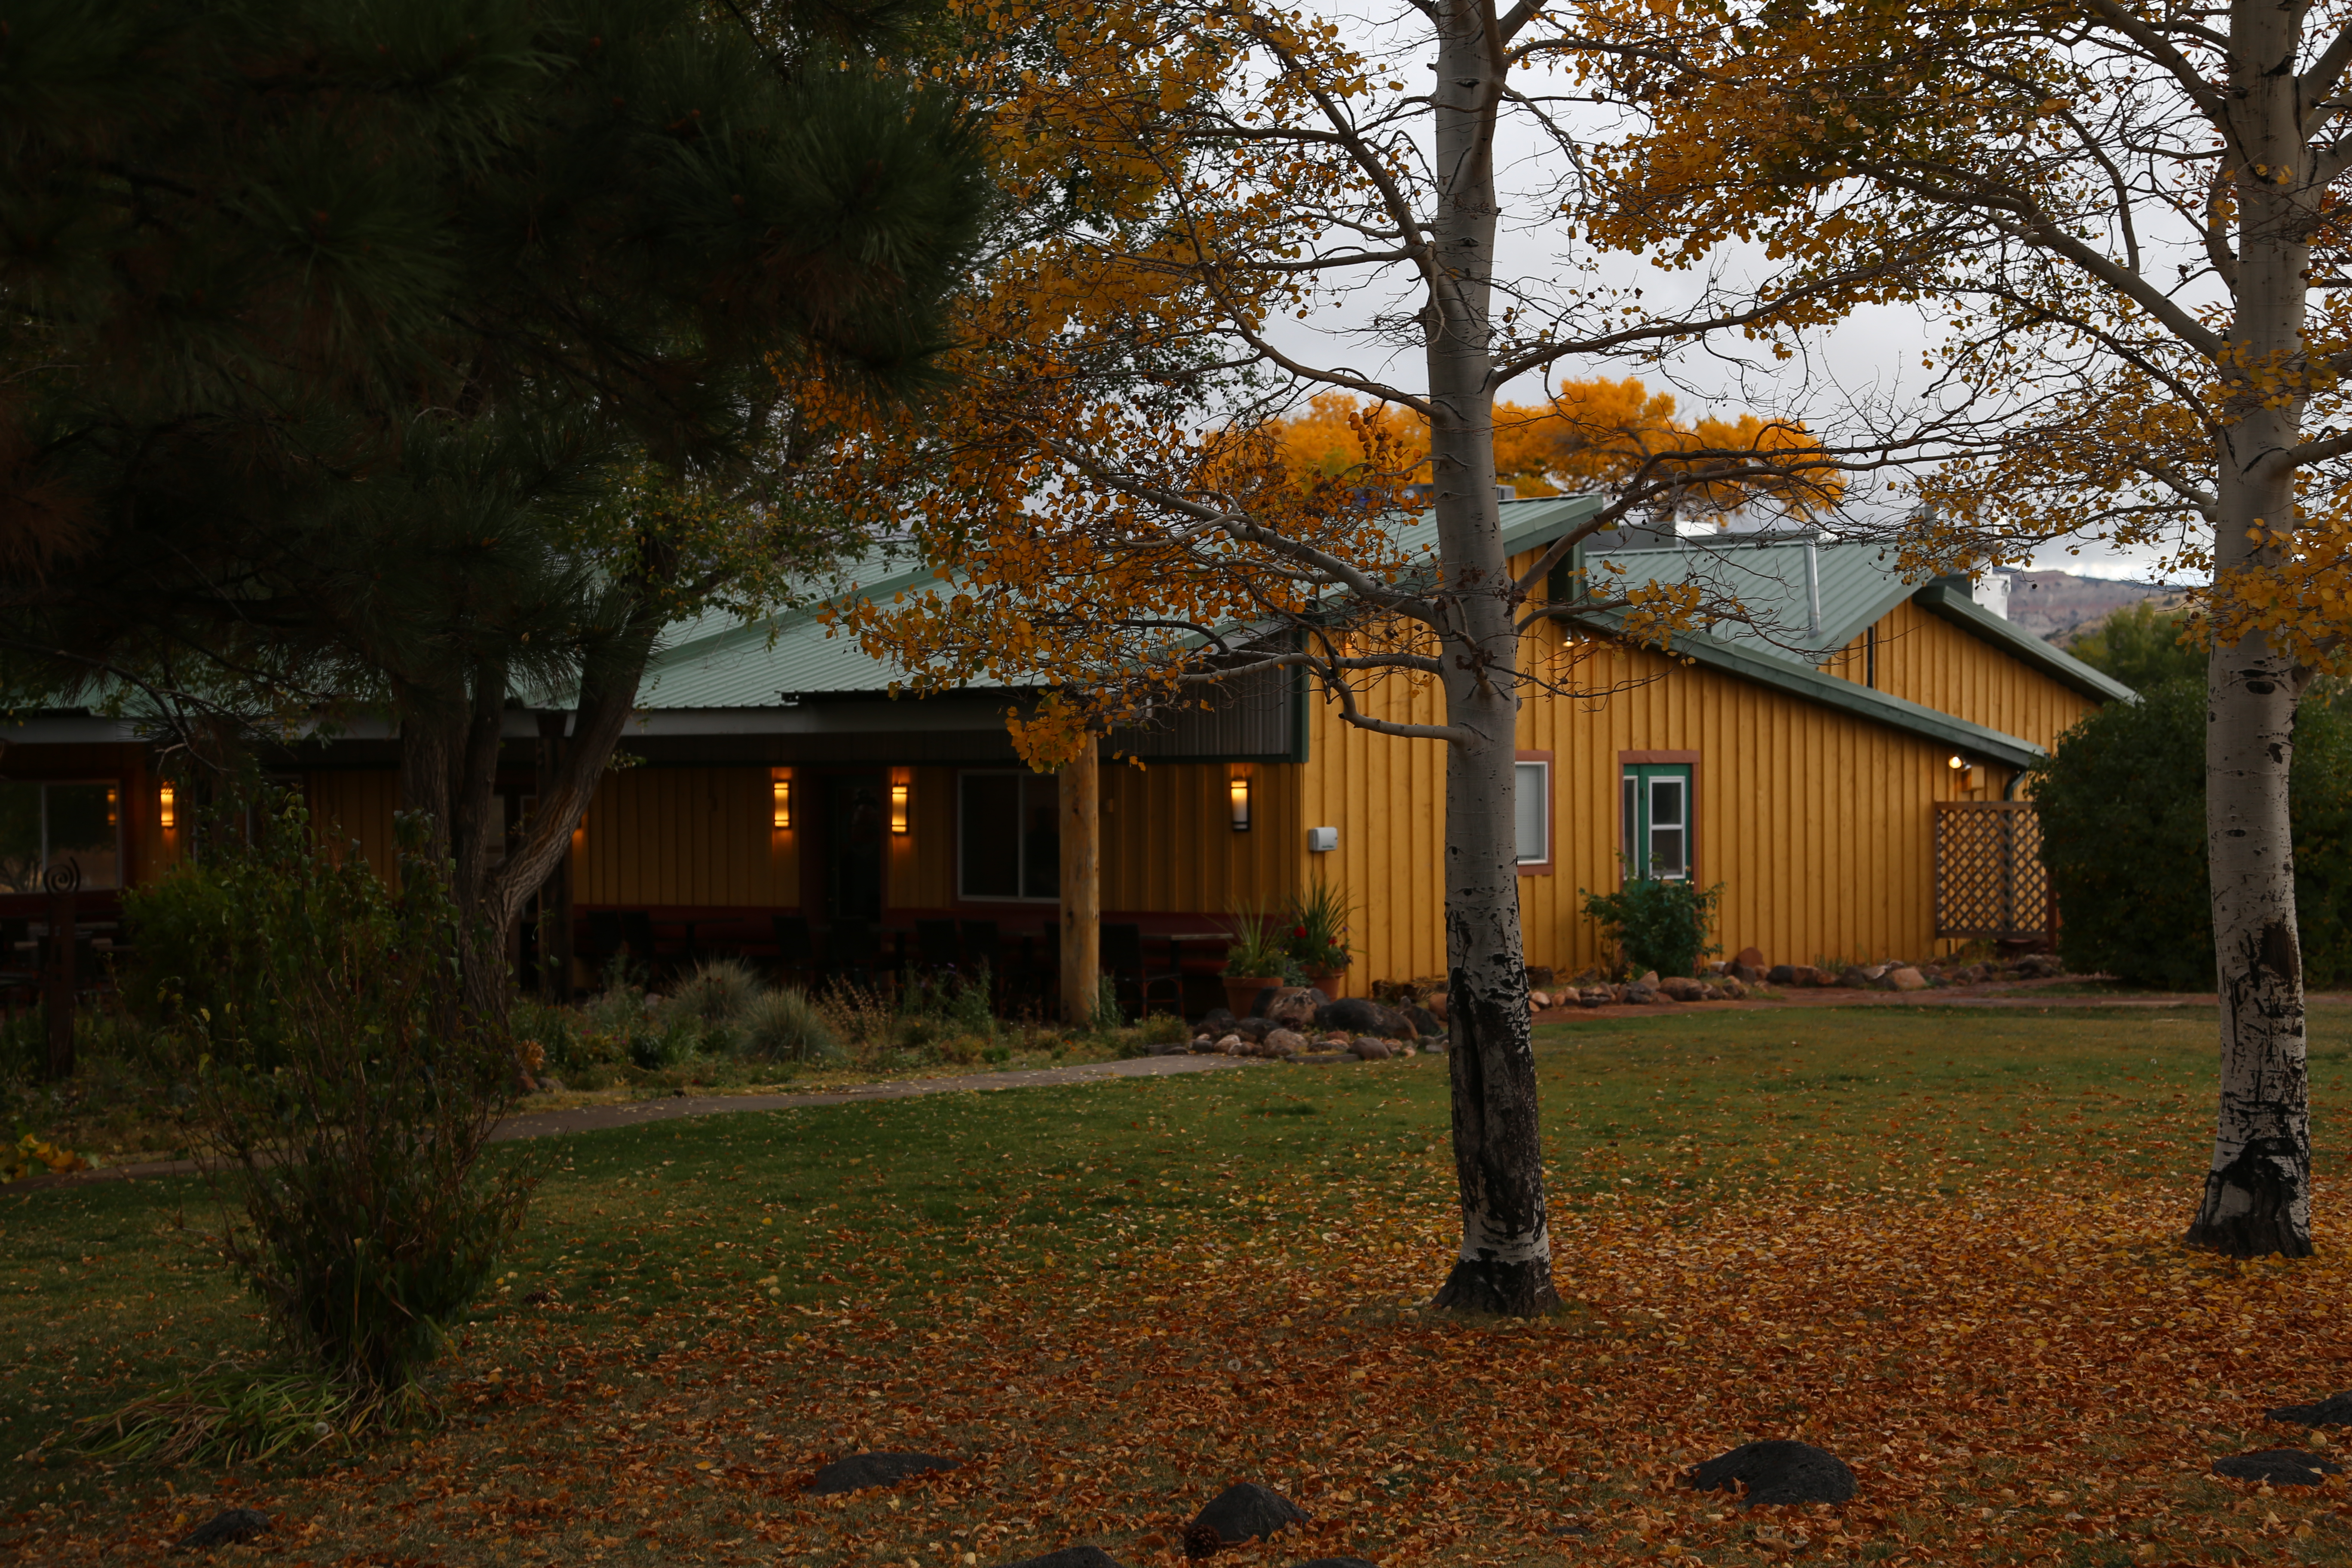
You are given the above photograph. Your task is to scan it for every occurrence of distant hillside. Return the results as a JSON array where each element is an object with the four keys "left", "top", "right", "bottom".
[{"left": 2005, "top": 570, "right": 2184, "bottom": 644}]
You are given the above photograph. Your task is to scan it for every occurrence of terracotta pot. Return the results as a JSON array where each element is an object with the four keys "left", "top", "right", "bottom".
[
  {"left": 1223, "top": 975, "right": 1277, "bottom": 1018},
  {"left": 1307, "top": 968, "right": 1346, "bottom": 1000}
]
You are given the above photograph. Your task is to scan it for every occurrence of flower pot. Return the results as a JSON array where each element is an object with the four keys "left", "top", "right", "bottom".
[
  {"left": 1306, "top": 968, "right": 1346, "bottom": 1000},
  {"left": 1223, "top": 975, "right": 1277, "bottom": 1018}
]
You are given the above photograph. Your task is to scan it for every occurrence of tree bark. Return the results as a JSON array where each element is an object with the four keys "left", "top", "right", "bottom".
[
  {"left": 2186, "top": 0, "right": 2314, "bottom": 1257},
  {"left": 1059, "top": 744, "right": 1101, "bottom": 1026},
  {"left": 1424, "top": 0, "right": 1558, "bottom": 1317}
]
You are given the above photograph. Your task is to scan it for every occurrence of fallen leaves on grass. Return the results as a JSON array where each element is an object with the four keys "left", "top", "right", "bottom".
[{"left": 19, "top": 1167, "right": 2352, "bottom": 1567}]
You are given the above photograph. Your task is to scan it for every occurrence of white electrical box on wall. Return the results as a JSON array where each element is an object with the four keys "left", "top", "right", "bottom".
[{"left": 1307, "top": 826, "right": 1338, "bottom": 853}]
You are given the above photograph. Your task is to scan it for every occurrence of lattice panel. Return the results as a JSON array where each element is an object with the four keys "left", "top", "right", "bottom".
[{"left": 1934, "top": 802, "right": 2049, "bottom": 940}]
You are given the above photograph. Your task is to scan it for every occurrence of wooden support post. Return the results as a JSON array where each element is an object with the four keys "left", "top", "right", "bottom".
[
  {"left": 1058, "top": 745, "right": 1100, "bottom": 1026},
  {"left": 44, "top": 872, "right": 78, "bottom": 1081}
]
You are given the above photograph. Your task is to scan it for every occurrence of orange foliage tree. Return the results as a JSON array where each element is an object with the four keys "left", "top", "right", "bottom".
[
  {"left": 1587, "top": 0, "right": 2352, "bottom": 1256},
  {"left": 814, "top": 0, "right": 1923, "bottom": 1314}
]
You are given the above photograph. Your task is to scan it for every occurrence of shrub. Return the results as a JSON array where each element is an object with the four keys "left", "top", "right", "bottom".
[
  {"left": 2029, "top": 680, "right": 2352, "bottom": 987},
  {"left": 740, "top": 987, "right": 842, "bottom": 1063},
  {"left": 671, "top": 959, "right": 760, "bottom": 1026},
  {"left": 160, "top": 805, "right": 534, "bottom": 1404},
  {"left": 1139, "top": 1011, "right": 1189, "bottom": 1044},
  {"left": 1580, "top": 874, "right": 1725, "bottom": 978}
]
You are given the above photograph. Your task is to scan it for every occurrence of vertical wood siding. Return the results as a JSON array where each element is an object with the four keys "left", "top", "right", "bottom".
[
  {"left": 573, "top": 767, "right": 797, "bottom": 907},
  {"left": 305, "top": 770, "right": 402, "bottom": 882},
  {"left": 1288, "top": 574, "right": 2084, "bottom": 986},
  {"left": 1098, "top": 759, "right": 1301, "bottom": 917},
  {"left": 1820, "top": 600, "right": 2098, "bottom": 752}
]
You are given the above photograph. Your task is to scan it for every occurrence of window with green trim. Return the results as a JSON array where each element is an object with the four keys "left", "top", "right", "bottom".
[{"left": 1620, "top": 763, "right": 1691, "bottom": 882}]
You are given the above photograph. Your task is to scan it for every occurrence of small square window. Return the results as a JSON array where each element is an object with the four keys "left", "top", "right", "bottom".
[{"left": 1621, "top": 763, "right": 1693, "bottom": 882}]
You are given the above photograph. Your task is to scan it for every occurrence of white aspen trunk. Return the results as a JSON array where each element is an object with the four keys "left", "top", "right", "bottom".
[
  {"left": 1424, "top": 0, "right": 1558, "bottom": 1316},
  {"left": 2186, "top": 0, "right": 2314, "bottom": 1256}
]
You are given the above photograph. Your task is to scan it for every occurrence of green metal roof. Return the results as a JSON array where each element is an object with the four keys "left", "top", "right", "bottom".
[{"left": 623, "top": 503, "right": 2124, "bottom": 771}]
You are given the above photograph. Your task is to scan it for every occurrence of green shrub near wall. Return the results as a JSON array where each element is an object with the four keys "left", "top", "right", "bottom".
[{"left": 2030, "top": 680, "right": 2352, "bottom": 988}]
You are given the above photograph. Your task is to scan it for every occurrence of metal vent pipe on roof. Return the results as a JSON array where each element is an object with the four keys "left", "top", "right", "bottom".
[{"left": 1805, "top": 542, "right": 1822, "bottom": 637}]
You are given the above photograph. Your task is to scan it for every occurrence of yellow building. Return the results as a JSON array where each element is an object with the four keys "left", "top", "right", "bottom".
[{"left": 0, "top": 498, "right": 2128, "bottom": 1007}]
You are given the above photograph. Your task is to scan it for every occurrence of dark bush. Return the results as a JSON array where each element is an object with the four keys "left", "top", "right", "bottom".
[
  {"left": 141, "top": 805, "right": 533, "bottom": 1401},
  {"left": 1580, "top": 875, "right": 1725, "bottom": 978},
  {"left": 2030, "top": 680, "right": 2352, "bottom": 988}
]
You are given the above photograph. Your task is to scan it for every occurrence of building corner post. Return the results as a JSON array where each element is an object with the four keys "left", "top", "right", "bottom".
[{"left": 1059, "top": 744, "right": 1101, "bottom": 1026}]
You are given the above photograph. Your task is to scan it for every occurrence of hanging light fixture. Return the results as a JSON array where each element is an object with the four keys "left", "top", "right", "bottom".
[
  {"left": 1228, "top": 774, "right": 1252, "bottom": 831},
  {"left": 771, "top": 776, "right": 793, "bottom": 830},
  {"left": 158, "top": 782, "right": 177, "bottom": 830},
  {"left": 889, "top": 781, "right": 910, "bottom": 834}
]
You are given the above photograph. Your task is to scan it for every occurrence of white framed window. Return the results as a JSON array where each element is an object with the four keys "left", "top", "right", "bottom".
[
  {"left": 1514, "top": 759, "right": 1550, "bottom": 864},
  {"left": 1620, "top": 763, "right": 1691, "bottom": 881},
  {"left": 957, "top": 771, "right": 1060, "bottom": 901}
]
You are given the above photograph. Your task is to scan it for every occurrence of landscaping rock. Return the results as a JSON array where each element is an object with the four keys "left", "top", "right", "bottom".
[
  {"left": 1349, "top": 1037, "right": 1394, "bottom": 1060},
  {"left": 1213, "top": 1034, "right": 1243, "bottom": 1054},
  {"left": 1687, "top": 1441, "right": 1857, "bottom": 1507},
  {"left": 1528, "top": 990, "right": 1552, "bottom": 1011},
  {"left": 1883, "top": 966, "right": 1929, "bottom": 992},
  {"left": 1766, "top": 964, "right": 1798, "bottom": 986},
  {"left": 1638, "top": 970, "right": 1660, "bottom": 986},
  {"left": 1717, "top": 976, "right": 1749, "bottom": 999},
  {"left": 1403, "top": 1004, "right": 1444, "bottom": 1038},
  {"left": 2267, "top": 1390, "right": 2352, "bottom": 1425},
  {"left": 2213, "top": 1449, "right": 2344, "bottom": 1486},
  {"left": 1262, "top": 987, "right": 1330, "bottom": 1030},
  {"left": 995, "top": 1549, "right": 1127, "bottom": 1568},
  {"left": 1197, "top": 1008, "right": 1240, "bottom": 1036},
  {"left": 1186, "top": 1482, "right": 1311, "bottom": 1556},
  {"left": 1233, "top": 1017, "right": 1274, "bottom": 1043},
  {"left": 1730, "top": 964, "right": 1762, "bottom": 984},
  {"left": 1148, "top": 1041, "right": 1191, "bottom": 1056},
  {"left": 1834, "top": 966, "right": 1872, "bottom": 989},
  {"left": 174, "top": 1509, "right": 273, "bottom": 1553},
  {"left": 1525, "top": 965, "right": 1556, "bottom": 988},
  {"left": 1424, "top": 990, "right": 1449, "bottom": 1021},
  {"left": 1660, "top": 976, "right": 1708, "bottom": 1002},
  {"left": 1264, "top": 1027, "right": 1309, "bottom": 1056},
  {"left": 1734, "top": 945, "right": 1766, "bottom": 971},
  {"left": 1579, "top": 987, "right": 1610, "bottom": 1008},
  {"left": 1624, "top": 982, "right": 1658, "bottom": 1004},
  {"left": 807, "top": 1452, "right": 961, "bottom": 1494},
  {"left": 1316, "top": 997, "right": 1417, "bottom": 1038}
]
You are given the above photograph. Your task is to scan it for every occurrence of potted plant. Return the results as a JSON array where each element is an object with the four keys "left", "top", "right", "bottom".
[
  {"left": 1288, "top": 879, "right": 1356, "bottom": 998},
  {"left": 1221, "top": 903, "right": 1292, "bottom": 1018}
]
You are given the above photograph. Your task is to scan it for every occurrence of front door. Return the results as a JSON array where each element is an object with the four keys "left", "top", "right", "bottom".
[{"left": 825, "top": 775, "right": 885, "bottom": 920}]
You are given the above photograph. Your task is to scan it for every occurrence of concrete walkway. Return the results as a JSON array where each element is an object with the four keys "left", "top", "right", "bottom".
[{"left": 9, "top": 1052, "right": 1260, "bottom": 1192}]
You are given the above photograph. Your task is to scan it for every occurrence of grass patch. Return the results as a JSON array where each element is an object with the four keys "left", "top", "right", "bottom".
[{"left": 6, "top": 1005, "right": 2352, "bottom": 1565}]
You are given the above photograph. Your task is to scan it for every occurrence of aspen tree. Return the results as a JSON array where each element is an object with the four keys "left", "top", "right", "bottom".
[{"left": 1593, "top": 0, "right": 2352, "bottom": 1253}]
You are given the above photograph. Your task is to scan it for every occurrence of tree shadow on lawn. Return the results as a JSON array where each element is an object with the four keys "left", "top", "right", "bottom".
[{"left": 8, "top": 1006, "right": 2352, "bottom": 1565}]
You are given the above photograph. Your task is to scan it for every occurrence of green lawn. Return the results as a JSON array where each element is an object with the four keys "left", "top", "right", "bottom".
[{"left": 5, "top": 1004, "right": 2348, "bottom": 1566}]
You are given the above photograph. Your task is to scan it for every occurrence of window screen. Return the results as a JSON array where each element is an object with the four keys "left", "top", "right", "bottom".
[{"left": 1513, "top": 760, "right": 1549, "bottom": 864}]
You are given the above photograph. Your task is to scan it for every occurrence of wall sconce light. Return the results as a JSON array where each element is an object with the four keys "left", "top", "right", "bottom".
[
  {"left": 1228, "top": 775, "right": 1252, "bottom": 831},
  {"left": 771, "top": 777, "right": 793, "bottom": 830},
  {"left": 105, "top": 784, "right": 118, "bottom": 829},
  {"left": 1947, "top": 753, "right": 1974, "bottom": 787},
  {"left": 889, "top": 781, "right": 910, "bottom": 835},
  {"left": 158, "top": 782, "right": 176, "bottom": 830}
]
